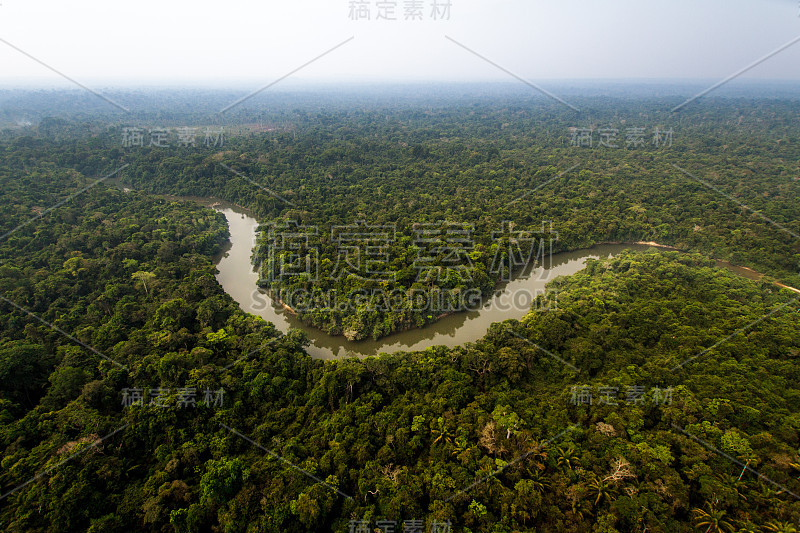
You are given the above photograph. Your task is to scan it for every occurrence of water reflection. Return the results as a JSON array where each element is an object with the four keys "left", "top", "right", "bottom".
[
  {"left": 210, "top": 202, "right": 654, "bottom": 359},
  {"left": 105, "top": 189, "right": 774, "bottom": 358}
]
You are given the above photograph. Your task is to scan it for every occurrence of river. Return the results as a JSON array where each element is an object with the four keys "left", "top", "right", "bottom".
[
  {"left": 109, "top": 189, "right": 787, "bottom": 359},
  {"left": 208, "top": 201, "right": 663, "bottom": 359}
]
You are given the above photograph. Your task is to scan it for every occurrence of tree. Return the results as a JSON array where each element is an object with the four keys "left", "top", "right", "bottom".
[
  {"left": 556, "top": 445, "right": 579, "bottom": 473},
  {"left": 200, "top": 458, "right": 249, "bottom": 504},
  {"left": 764, "top": 522, "right": 799, "bottom": 533},
  {"left": 586, "top": 475, "right": 616, "bottom": 506},
  {"left": 42, "top": 366, "right": 91, "bottom": 409},
  {"left": 431, "top": 416, "right": 454, "bottom": 447},
  {"left": 132, "top": 270, "right": 156, "bottom": 295},
  {"left": 692, "top": 504, "right": 735, "bottom": 533},
  {"left": 491, "top": 405, "right": 523, "bottom": 439},
  {"left": 0, "top": 343, "right": 54, "bottom": 406}
]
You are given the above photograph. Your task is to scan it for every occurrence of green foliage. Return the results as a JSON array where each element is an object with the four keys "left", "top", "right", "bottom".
[
  {"left": 1, "top": 97, "right": 800, "bottom": 532},
  {"left": 200, "top": 458, "right": 249, "bottom": 504}
]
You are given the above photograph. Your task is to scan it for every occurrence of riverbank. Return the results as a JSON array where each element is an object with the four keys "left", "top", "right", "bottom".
[
  {"left": 189, "top": 201, "right": 800, "bottom": 358},
  {"left": 211, "top": 210, "right": 658, "bottom": 357},
  {"left": 775, "top": 282, "right": 800, "bottom": 295},
  {"left": 597, "top": 241, "right": 800, "bottom": 294},
  {"left": 596, "top": 240, "right": 680, "bottom": 250}
]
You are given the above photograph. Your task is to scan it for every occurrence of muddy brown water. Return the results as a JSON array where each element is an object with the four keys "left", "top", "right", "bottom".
[{"left": 208, "top": 202, "right": 767, "bottom": 359}]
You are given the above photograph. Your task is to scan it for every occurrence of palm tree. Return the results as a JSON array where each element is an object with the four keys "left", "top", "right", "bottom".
[
  {"left": 586, "top": 475, "right": 616, "bottom": 506},
  {"left": 692, "top": 503, "right": 735, "bottom": 533},
  {"left": 789, "top": 458, "right": 800, "bottom": 480},
  {"left": 763, "top": 521, "right": 798, "bottom": 533},
  {"left": 452, "top": 435, "right": 475, "bottom": 458},
  {"left": 751, "top": 480, "right": 785, "bottom": 511},
  {"left": 715, "top": 472, "right": 748, "bottom": 502},
  {"left": 735, "top": 521, "right": 759, "bottom": 533},
  {"left": 524, "top": 438, "right": 548, "bottom": 471},
  {"left": 526, "top": 468, "right": 550, "bottom": 494},
  {"left": 555, "top": 445, "right": 579, "bottom": 473},
  {"left": 568, "top": 498, "right": 592, "bottom": 521},
  {"left": 475, "top": 460, "right": 503, "bottom": 498},
  {"left": 430, "top": 417, "right": 453, "bottom": 447}
]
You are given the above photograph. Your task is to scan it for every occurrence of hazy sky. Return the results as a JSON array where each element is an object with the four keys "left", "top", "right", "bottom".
[{"left": 1, "top": 0, "right": 799, "bottom": 86}]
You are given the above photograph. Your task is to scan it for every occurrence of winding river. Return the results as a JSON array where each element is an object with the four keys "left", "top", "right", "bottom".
[
  {"left": 207, "top": 202, "right": 668, "bottom": 359},
  {"left": 107, "top": 187, "right": 790, "bottom": 360}
]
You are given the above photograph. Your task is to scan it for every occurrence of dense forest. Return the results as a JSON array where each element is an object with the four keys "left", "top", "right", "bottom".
[
  {"left": 5, "top": 94, "right": 799, "bottom": 341},
  {"left": 0, "top": 92, "right": 799, "bottom": 531}
]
